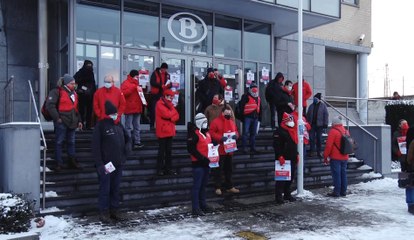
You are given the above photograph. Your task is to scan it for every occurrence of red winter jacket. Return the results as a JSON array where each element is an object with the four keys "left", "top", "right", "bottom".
[
  {"left": 323, "top": 124, "right": 349, "bottom": 161},
  {"left": 121, "top": 75, "right": 143, "bottom": 114},
  {"left": 210, "top": 114, "right": 239, "bottom": 156},
  {"left": 292, "top": 80, "right": 312, "bottom": 107},
  {"left": 150, "top": 68, "right": 171, "bottom": 95},
  {"left": 93, "top": 86, "right": 126, "bottom": 124},
  {"left": 155, "top": 97, "right": 179, "bottom": 138}
]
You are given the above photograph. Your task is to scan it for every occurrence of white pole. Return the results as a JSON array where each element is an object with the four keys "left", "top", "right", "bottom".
[
  {"left": 39, "top": 0, "right": 48, "bottom": 121},
  {"left": 297, "top": 0, "right": 304, "bottom": 195}
]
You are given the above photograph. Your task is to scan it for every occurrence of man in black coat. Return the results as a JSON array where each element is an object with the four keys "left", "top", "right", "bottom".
[
  {"left": 265, "top": 72, "right": 284, "bottom": 129},
  {"left": 196, "top": 68, "right": 224, "bottom": 114},
  {"left": 92, "top": 101, "right": 131, "bottom": 223},
  {"left": 74, "top": 60, "right": 96, "bottom": 129}
]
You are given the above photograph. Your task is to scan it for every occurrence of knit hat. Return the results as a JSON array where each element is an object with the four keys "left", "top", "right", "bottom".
[
  {"left": 332, "top": 116, "right": 343, "bottom": 125},
  {"left": 160, "top": 62, "right": 168, "bottom": 69},
  {"left": 194, "top": 113, "right": 208, "bottom": 130},
  {"left": 207, "top": 67, "right": 214, "bottom": 74},
  {"left": 282, "top": 112, "right": 293, "bottom": 123},
  {"left": 105, "top": 101, "right": 117, "bottom": 115},
  {"left": 164, "top": 89, "right": 175, "bottom": 97},
  {"left": 62, "top": 74, "right": 75, "bottom": 85},
  {"left": 129, "top": 69, "right": 139, "bottom": 77},
  {"left": 314, "top": 93, "right": 322, "bottom": 100}
]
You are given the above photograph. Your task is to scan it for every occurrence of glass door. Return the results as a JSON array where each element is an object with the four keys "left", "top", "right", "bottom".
[
  {"left": 214, "top": 60, "right": 242, "bottom": 111},
  {"left": 123, "top": 49, "right": 158, "bottom": 127},
  {"left": 161, "top": 54, "right": 212, "bottom": 129}
]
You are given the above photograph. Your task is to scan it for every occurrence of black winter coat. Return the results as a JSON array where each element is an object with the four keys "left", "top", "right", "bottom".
[
  {"left": 196, "top": 77, "right": 223, "bottom": 113},
  {"left": 92, "top": 119, "right": 131, "bottom": 168}
]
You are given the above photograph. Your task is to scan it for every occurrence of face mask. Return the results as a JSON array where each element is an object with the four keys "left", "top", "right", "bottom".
[
  {"left": 224, "top": 114, "right": 231, "bottom": 120},
  {"left": 287, "top": 86, "right": 292, "bottom": 91},
  {"left": 201, "top": 122, "right": 208, "bottom": 130},
  {"left": 212, "top": 98, "right": 220, "bottom": 105},
  {"left": 401, "top": 123, "right": 409, "bottom": 130},
  {"left": 286, "top": 121, "right": 295, "bottom": 128},
  {"left": 208, "top": 72, "right": 215, "bottom": 79},
  {"left": 104, "top": 82, "right": 112, "bottom": 89},
  {"left": 109, "top": 113, "right": 118, "bottom": 121}
]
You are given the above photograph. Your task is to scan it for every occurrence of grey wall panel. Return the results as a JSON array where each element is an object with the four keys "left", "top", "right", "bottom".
[{"left": 326, "top": 50, "right": 356, "bottom": 97}]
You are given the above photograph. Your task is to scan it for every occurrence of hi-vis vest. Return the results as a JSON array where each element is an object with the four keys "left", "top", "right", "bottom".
[
  {"left": 58, "top": 88, "right": 78, "bottom": 112},
  {"left": 243, "top": 95, "right": 260, "bottom": 115},
  {"left": 190, "top": 130, "right": 212, "bottom": 162}
]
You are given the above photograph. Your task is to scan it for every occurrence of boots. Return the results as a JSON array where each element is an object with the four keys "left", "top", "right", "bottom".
[
  {"left": 408, "top": 205, "right": 414, "bottom": 215},
  {"left": 110, "top": 209, "right": 127, "bottom": 221},
  {"left": 68, "top": 156, "right": 82, "bottom": 169}
]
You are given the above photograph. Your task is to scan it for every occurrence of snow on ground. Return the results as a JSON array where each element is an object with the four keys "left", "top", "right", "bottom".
[
  {"left": 40, "top": 191, "right": 58, "bottom": 198},
  {"left": 2, "top": 178, "right": 414, "bottom": 240}
]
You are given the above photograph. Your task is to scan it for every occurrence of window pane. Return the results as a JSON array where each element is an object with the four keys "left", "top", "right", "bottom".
[
  {"left": 123, "top": 0, "right": 159, "bottom": 49},
  {"left": 244, "top": 20, "right": 271, "bottom": 62},
  {"left": 258, "top": 63, "right": 272, "bottom": 127},
  {"left": 76, "top": 43, "right": 98, "bottom": 73},
  {"left": 214, "top": 15, "right": 241, "bottom": 59},
  {"left": 311, "top": 0, "right": 340, "bottom": 17},
  {"left": 161, "top": 6, "right": 212, "bottom": 55},
  {"left": 276, "top": 0, "right": 310, "bottom": 10},
  {"left": 76, "top": 1, "right": 120, "bottom": 44},
  {"left": 99, "top": 46, "right": 121, "bottom": 87}
]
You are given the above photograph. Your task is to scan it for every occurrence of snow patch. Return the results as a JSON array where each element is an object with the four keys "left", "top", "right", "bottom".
[
  {"left": 360, "top": 172, "right": 382, "bottom": 179},
  {"left": 40, "top": 191, "right": 58, "bottom": 198},
  {"left": 40, "top": 166, "right": 52, "bottom": 172},
  {"left": 40, "top": 207, "right": 63, "bottom": 214},
  {"left": 348, "top": 157, "right": 362, "bottom": 163},
  {"left": 357, "top": 164, "right": 373, "bottom": 170},
  {"left": 145, "top": 206, "right": 180, "bottom": 216}
]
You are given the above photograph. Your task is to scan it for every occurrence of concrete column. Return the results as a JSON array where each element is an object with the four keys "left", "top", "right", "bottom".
[
  {"left": 38, "top": 0, "right": 48, "bottom": 120},
  {"left": 358, "top": 53, "right": 368, "bottom": 124},
  {"left": 0, "top": 123, "right": 40, "bottom": 211}
]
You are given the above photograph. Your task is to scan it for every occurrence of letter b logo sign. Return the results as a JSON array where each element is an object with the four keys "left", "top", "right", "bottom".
[{"left": 168, "top": 12, "right": 208, "bottom": 44}]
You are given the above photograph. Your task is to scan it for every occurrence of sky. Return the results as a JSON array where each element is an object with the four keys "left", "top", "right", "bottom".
[
  {"left": 2, "top": 177, "right": 414, "bottom": 240},
  {"left": 369, "top": 0, "right": 414, "bottom": 98}
]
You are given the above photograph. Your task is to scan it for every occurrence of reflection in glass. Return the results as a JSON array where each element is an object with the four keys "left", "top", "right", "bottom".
[
  {"left": 217, "top": 63, "right": 239, "bottom": 110},
  {"left": 99, "top": 46, "right": 120, "bottom": 87},
  {"left": 214, "top": 15, "right": 241, "bottom": 59},
  {"left": 76, "top": 3, "right": 120, "bottom": 44},
  {"left": 161, "top": 6, "right": 212, "bottom": 55},
  {"left": 244, "top": 21, "right": 271, "bottom": 62},
  {"left": 244, "top": 62, "right": 257, "bottom": 90},
  {"left": 123, "top": 1, "right": 159, "bottom": 49},
  {"left": 191, "top": 60, "right": 210, "bottom": 119},
  {"left": 259, "top": 63, "right": 272, "bottom": 127},
  {"left": 76, "top": 43, "right": 98, "bottom": 75}
]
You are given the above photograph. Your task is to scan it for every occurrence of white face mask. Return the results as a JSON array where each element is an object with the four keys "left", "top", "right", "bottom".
[
  {"left": 104, "top": 82, "right": 112, "bottom": 89},
  {"left": 286, "top": 121, "right": 295, "bottom": 128},
  {"left": 287, "top": 86, "right": 292, "bottom": 91},
  {"left": 201, "top": 122, "right": 208, "bottom": 130},
  {"left": 109, "top": 113, "right": 118, "bottom": 121}
]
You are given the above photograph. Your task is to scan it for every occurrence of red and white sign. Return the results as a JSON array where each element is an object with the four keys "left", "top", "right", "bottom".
[
  {"left": 208, "top": 143, "right": 219, "bottom": 168},
  {"left": 137, "top": 86, "right": 147, "bottom": 106},
  {"left": 223, "top": 132, "right": 237, "bottom": 153},
  {"left": 398, "top": 136, "right": 407, "bottom": 155},
  {"left": 224, "top": 85, "right": 233, "bottom": 102},
  {"left": 275, "top": 160, "right": 291, "bottom": 181}
]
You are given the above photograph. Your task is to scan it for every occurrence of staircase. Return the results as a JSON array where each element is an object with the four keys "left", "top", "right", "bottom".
[{"left": 40, "top": 129, "right": 379, "bottom": 216}]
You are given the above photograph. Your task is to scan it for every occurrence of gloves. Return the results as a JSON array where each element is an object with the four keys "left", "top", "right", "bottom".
[
  {"left": 201, "top": 157, "right": 210, "bottom": 167},
  {"left": 278, "top": 156, "right": 286, "bottom": 166},
  {"left": 221, "top": 136, "right": 228, "bottom": 142},
  {"left": 324, "top": 158, "right": 329, "bottom": 165},
  {"left": 232, "top": 135, "right": 237, "bottom": 140},
  {"left": 97, "top": 165, "right": 109, "bottom": 176}
]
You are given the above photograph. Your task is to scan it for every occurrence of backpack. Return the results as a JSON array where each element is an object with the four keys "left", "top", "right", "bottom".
[
  {"left": 41, "top": 90, "right": 60, "bottom": 121},
  {"left": 333, "top": 128, "right": 355, "bottom": 155}
]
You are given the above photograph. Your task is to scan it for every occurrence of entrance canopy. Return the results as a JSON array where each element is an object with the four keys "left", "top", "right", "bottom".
[{"left": 157, "top": 0, "right": 340, "bottom": 37}]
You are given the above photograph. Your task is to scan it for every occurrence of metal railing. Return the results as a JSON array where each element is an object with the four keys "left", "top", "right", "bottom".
[
  {"left": 3, "top": 76, "right": 14, "bottom": 123},
  {"left": 28, "top": 80, "right": 48, "bottom": 210},
  {"left": 322, "top": 98, "right": 379, "bottom": 172}
]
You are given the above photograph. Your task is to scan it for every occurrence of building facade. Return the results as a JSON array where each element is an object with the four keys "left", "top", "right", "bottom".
[{"left": 0, "top": 0, "right": 371, "bottom": 127}]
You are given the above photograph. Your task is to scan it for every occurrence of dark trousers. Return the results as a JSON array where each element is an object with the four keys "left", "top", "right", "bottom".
[
  {"left": 78, "top": 94, "right": 93, "bottom": 128},
  {"left": 212, "top": 154, "right": 233, "bottom": 190},
  {"left": 54, "top": 122, "right": 76, "bottom": 165},
  {"left": 192, "top": 166, "right": 209, "bottom": 210},
  {"left": 157, "top": 137, "right": 173, "bottom": 171},
  {"left": 98, "top": 165, "right": 123, "bottom": 213},
  {"left": 242, "top": 117, "right": 258, "bottom": 151},
  {"left": 309, "top": 125, "right": 323, "bottom": 154},
  {"left": 330, "top": 159, "right": 348, "bottom": 196},
  {"left": 269, "top": 103, "right": 276, "bottom": 129},
  {"left": 275, "top": 159, "right": 296, "bottom": 199},
  {"left": 150, "top": 94, "right": 161, "bottom": 128}
]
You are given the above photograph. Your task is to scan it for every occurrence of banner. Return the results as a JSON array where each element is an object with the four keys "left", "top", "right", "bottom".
[
  {"left": 275, "top": 160, "right": 291, "bottom": 181},
  {"left": 208, "top": 143, "right": 219, "bottom": 168},
  {"left": 398, "top": 136, "right": 407, "bottom": 155},
  {"left": 223, "top": 132, "right": 237, "bottom": 153},
  {"left": 224, "top": 85, "right": 233, "bottom": 102},
  {"left": 137, "top": 86, "right": 147, "bottom": 106}
]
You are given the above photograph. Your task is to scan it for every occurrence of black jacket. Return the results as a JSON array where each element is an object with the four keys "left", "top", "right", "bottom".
[
  {"left": 196, "top": 77, "right": 223, "bottom": 113},
  {"left": 186, "top": 123, "right": 210, "bottom": 168},
  {"left": 273, "top": 127, "right": 298, "bottom": 162},
  {"left": 92, "top": 119, "right": 131, "bottom": 168},
  {"left": 74, "top": 65, "right": 96, "bottom": 97}
]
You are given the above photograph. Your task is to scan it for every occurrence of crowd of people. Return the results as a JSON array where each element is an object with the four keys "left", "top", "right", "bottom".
[{"left": 45, "top": 60, "right": 359, "bottom": 221}]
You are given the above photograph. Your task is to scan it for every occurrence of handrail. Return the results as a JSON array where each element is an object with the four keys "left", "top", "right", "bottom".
[
  {"left": 325, "top": 95, "right": 397, "bottom": 103},
  {"left": 3, "top": 75, "right": 14, "bottom": 90},
  {"left": 28, "top": 80, "right": 48, "bottom": 210},
  {"left": 322, "top": 98, "right": 379, "bottom": 172},
  {"left": 3, "top": 76, "right": 15, "bottom": 123}
]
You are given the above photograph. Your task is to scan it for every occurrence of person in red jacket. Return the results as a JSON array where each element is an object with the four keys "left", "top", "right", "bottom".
[
  {"left": 93, "top": 75, "right": 126, "bottom": 125},
  {"left": 214, "top": 68, "right": 227, "bottom": 88},
  {"left": 209, "top": 105, "right": 240, "bottom": 195},
  {"left": 121, "top": 70, "right": 144, "bottom": 149},
  {"left": 156, "top": 89, "right": 179, "bottom": 176},
  {"left": 150, "top": 63, "right": 171, "bottom": 129},
  {"left": 187, "top": 113, "right": 212, "bottom": 216},
  {"left": 292, "top": 78, "right": 312, "bottom": 115},
  {"left": 323, "top": 116, "right": 350, "bottom": 197}
]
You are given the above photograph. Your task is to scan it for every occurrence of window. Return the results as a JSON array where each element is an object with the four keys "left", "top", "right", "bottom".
[
  {"left": 244, "top": 20, "right": 271, "bottom": 62},
  {"left": 342, "top": 0, "right": 358, "bottom": 5},
  {"left": 214, "top": 15, "right": 241, "bottom": 59}
]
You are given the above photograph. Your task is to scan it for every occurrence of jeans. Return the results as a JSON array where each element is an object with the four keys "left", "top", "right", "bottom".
[
  {"left": 406, "top": 187, "right": 414, "bottom": 205},
  {"left": 211, "top": 155, "right": 233, "bottom": 190},
  {"left": 98, "top": 165, "right": 123, "bottom": 213},
  {"left": 125, "top": 113, "right": 141, "bottom": 144},
  {"left": 54, "top": 122, "right": 76, "bottom": 165},
  {"left": 192, "top": 166, "right": 209, "bottom": 210},
  {"left": 242, "top": 117, "right": 258, "bottom": 151},
  {"left": 157, "top": 137, "right": 173, "bottom": 171},
  {"left": 330, "top": 159, "right": 348, "bottom": 196},
  {"left": 309, "top": 125, "right": 323, "bottom": 153}
]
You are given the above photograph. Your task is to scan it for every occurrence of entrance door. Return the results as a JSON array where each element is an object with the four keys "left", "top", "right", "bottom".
[
  {"left": 123, "top": 50, "right": 159, "bottom": 128},
  {"left": 161, "top": 54, "right": 211, "bottom": 129},
  {"left": 214, "top": 60, "right": 242, "bottom": 111}
]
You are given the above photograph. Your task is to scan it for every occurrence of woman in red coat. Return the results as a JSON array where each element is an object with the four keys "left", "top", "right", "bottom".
[
  {"left": 323, "top": 116, "right": 350, "bottom": 197},
  {"left": 155, "top": 89, "right": 179, "bottom": 176},
  {"left": 209, "top": 105, "right": 240, "bottom": 195}
]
